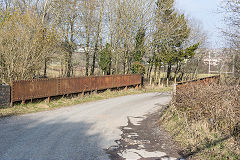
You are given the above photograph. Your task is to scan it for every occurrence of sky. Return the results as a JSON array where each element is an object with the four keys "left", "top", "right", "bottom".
[{"left": 175, "top": 0, "right": 225, "bottom": 48}]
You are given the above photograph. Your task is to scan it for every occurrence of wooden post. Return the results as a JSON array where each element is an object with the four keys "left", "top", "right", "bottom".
[
  {"left": 47, "top": 97, "right": 51, "bottom": 103},
  {"left": 81, "top": 92, "right": 84, "bottom": 97},
  {"left": 10, "top": 81, "right": 13, "bottom": 107},
  {"left": 158, "top": 77, "right": 161, "bottom": 87},
  {"left": 135, "top": 85, "right": 139, "bottom": 89},
  {"left": 173, "top": 83, "right": 176, "bottom": 97}
]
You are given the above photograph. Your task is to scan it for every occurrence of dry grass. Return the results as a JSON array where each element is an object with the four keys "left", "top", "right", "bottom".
[
  {"left": 159, "top": 82, "right": 240, "bottom": 160},
  {"left": 0, "top": 86, "right": 172, "bottom": 118}
]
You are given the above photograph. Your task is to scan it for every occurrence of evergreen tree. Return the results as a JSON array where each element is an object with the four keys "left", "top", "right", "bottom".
[
  {"left": 131, "top": 27, "right": 146, "bottom": 74},
  {"left": 154, "top": 0, "right": 195, "bottom": 80},
  {"left": 133, "top": 27, "right": 145, "bottom": 62},
  {"left": 99, "top": 43, "right": 112, "bottom": 75}
]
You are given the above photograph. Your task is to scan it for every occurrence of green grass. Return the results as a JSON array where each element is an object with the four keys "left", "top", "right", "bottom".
[{"left": 0, "top": 86, "right": 172, "bottom": 118}]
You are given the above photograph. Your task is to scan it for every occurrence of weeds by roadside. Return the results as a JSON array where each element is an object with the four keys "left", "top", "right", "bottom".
[
  {"left": 0, "top": 86, "right": 172, "bottom": 118},
  {"left": 158, "top": 83, "right": 240, "bottom": 160}
]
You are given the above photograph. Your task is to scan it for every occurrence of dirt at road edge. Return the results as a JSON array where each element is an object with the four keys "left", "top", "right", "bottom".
[{"left": 106, "top": 106, "right": 183, "bottom": 160}]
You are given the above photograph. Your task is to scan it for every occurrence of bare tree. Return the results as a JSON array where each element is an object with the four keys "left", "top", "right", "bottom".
[
  {"left": 220, "top": 0, "right": 240, "bottom": 76},
  {"left": 105, "top": 0, "right": 155, "bottom": 74},
  {"left": 0, "top": 0, "right": 208, "bottom": 82},
  {"left": 0, "top": 9, "right": 60, "bottom": 83},
  {"left": 79, "top": 0, "right": 98, "bottom": 76},
  {"left": 90, "top": 0, "right": 104, "bottom": 75},
  {"left": 51, "top": 0, "right": 80, "bottom": 77}
]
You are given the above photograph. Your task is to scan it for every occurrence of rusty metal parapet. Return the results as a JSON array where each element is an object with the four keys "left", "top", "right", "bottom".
[
  {"left": 176, "top": 75, "right": 220, "bottom": 89},
  {"left": 10, "top": 74, "right": 142, "bottom": 104}
]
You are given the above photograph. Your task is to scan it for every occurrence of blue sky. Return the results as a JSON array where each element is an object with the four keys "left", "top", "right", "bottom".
[{"left": 175, "top": 0, "right": 225, "bottom": 48}]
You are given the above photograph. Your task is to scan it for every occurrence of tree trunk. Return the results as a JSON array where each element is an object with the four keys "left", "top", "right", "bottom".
[
  {"left": 60, "top": 59, "right": 64, "bottom": 77},
  {"left": 180, "top": 72, "right": 184, "bottom": 81},
  {"left": 115, "top": 53, "right": 119, "bottom": 74},
  {"left": 167, "top": 63, "right": 172, "bottom": 80},
  {"left": 107, "top": 57, "right": 112, "bottom": 75},
  {"left": 193, "top": 58, "right": 200, "bottom": 79},
  {"left": 174, "top": 62, "right": 179, "bottom": 81},
  {"left": 158, "top": 64, "right": 161, "bottom": 86},
  {"left": 85, "top": 51, "right": 89, "bottom": 76},
  {"left": 91, "top": 42, "right": 98, "bottom": 75},
  {"left": 127, "top": 55, "right": 131, "bottom": 74},
  {"left": 67, "top": 52, "right": 72, "bottom": 77},
  {"left": 67, "top": 18, "right": 75, "bottom": 77},
  {"left": 43, "top": 58, "right": 47, "bottom": 77},
  {"left": 154, "top": 63, "right": 157, "bottom": 84},
  {"left": 147, "top": 58, "right": 152, "bottom": 79},
  {"left": 153, "top": 50, "right": 157, "bottom": 83},
  {"left": 91, "top": 6, "right": 103, "bottom": 75},
  {"left": 149, "top": 63, "right": 153, "bottom": 80},
  {"left": 85, "top": 35, "right": 90, "bottom": 76},
  {"left": 123, "top": 60, "right": 126, "bottom": 74},
  {"left": 123, "top": 50, "right": 128, "bottom": 74}
]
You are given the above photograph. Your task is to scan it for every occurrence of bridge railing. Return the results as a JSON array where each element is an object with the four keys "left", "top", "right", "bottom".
[{"left": 11, "top": 74, "right": 142, "bottom": 105}]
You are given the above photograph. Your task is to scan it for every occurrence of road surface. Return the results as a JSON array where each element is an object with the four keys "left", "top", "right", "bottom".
[{"left": 0, "top": 92, "right": 172, "bottom": 160}]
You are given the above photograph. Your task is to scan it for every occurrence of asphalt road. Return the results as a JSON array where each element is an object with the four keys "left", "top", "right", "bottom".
[{"left": 0, "top": 92, "right": 171, "bottom": 160}]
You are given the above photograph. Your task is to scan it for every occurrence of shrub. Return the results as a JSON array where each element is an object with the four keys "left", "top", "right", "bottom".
[
  {"left": 169, "top": 81, "right": 240, "bottom": 159},
  {"left": 175, "top": 83, "right": 240, "bottom": 137},
  {"left": 160, "top": 79, "right": 240, "bottom": 160}
]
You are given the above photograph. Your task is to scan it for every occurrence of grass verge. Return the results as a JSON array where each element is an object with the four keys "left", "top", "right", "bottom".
[
  {"left": 158, "top": 104, "right": 240, "bottom": 160},
  {"left": 0, "top": 86, "right": 172, "bottom": 118}
]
